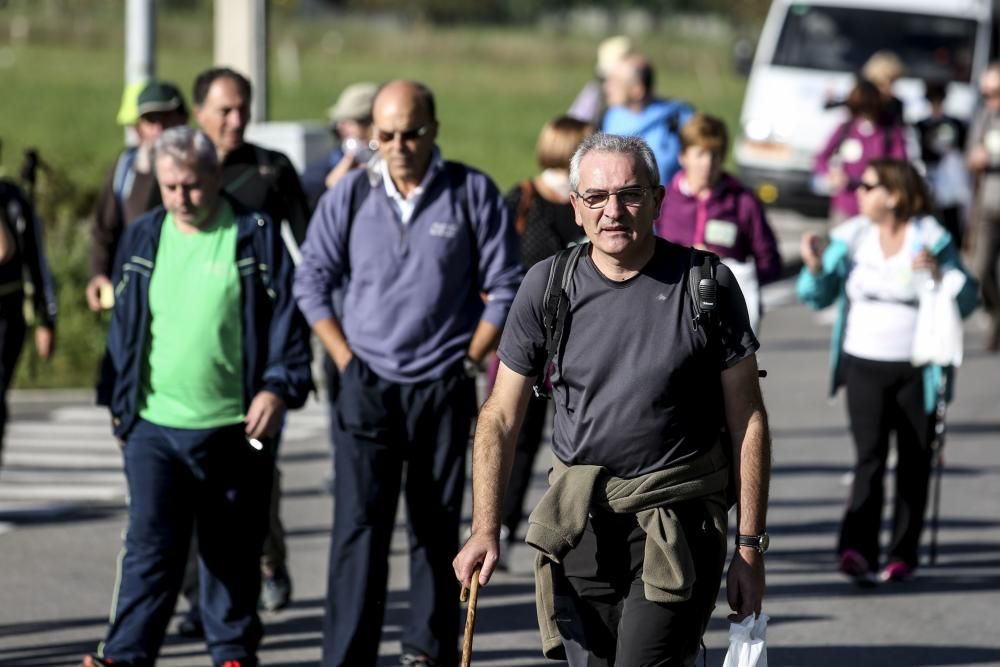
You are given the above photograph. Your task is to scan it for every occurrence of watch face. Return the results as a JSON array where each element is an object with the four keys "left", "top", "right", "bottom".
[{"left": 759, "top": 533, "right": 770, "bottom": 553}]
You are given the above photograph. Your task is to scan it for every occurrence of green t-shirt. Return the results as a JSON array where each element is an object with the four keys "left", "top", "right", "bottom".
[{"left": 138, "top": 202, "right": 245, "bottom": 428}]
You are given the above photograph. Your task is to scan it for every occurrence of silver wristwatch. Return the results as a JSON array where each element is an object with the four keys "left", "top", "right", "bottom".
[{"left": 735, "top": 533, "right": 770, "bottom": 554}]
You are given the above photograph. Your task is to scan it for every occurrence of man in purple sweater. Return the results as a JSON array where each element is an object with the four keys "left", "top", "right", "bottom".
[{"left": 294, "top": 80, "right": 522, "bottom": 667}]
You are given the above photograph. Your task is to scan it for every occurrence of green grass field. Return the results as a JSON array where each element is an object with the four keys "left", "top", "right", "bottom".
[{"left": 0, "top": 6, "right": 749, "bottom": 387}]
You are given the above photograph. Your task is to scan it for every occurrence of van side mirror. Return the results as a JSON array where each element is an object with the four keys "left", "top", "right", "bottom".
[{"left": 732, "top": 39, "right": 755, "bottom": 77}]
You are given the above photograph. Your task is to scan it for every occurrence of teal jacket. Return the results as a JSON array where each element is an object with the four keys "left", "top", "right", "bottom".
[{"left": 796, "top": 215, "right": 979, "bottom": 413}]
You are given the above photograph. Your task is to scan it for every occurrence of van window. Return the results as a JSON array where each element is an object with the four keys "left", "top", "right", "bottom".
[{"left": 772, "top": 4, "right": 977, "bottom": 82}]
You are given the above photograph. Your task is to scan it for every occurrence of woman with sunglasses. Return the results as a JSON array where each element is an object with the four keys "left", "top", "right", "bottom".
[
  {"left": 797, "top": 159, "right": 978, "bottom": 586},
  {"left": 813, "top": 79, "right": 908, "bottom": 225}
]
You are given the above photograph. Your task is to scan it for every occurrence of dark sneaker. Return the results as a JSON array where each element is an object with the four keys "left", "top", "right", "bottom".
[
  {"left": 880, "top": 560, "right": 915, "bottom": 583},
  {"left": 176, "top": 606, "right": 204, "bottom": 638},
  {"left": 259, "top": 565, "right": 292, "bottom": 611},
  {"left": 400, "top": 654, "right": 439, "bottom": 666},
  {"left": 839, "top": 549, "right": 877, "bottom": 588}
]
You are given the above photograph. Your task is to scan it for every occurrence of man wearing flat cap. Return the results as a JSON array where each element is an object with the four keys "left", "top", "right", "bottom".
[
  {"left": 301, "top": 82, "right": 378, "bottom": 208},
  {"left": 87, "top": 80, "right": 189, "bottom": 312}
]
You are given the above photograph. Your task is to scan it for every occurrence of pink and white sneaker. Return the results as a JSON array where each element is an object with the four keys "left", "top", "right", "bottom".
[{"left": 839, "top": 548, "right": 877, "bottom": 588}]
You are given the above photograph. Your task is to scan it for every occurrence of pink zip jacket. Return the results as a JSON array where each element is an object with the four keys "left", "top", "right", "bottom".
[
  {"left": 813, "top": 119, "right": 907, "bottom": 217},
  {"left": 654, "top": 172, "right": 782, "bottom": 285}
]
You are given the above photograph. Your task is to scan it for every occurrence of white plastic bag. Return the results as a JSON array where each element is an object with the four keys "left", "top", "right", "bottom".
[
  {"left": 912, "top": 271, "right": 966, "bottom": 368},
  {"left": 722, "top": 613, "right": 769, "bottom": 667},
  {"left": 724, "top": 258, "right": 761, "bottom": 336}
]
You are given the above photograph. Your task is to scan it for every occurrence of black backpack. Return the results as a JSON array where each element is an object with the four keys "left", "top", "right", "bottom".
[
  {"left": 532, "top": 243, "right": 721, "bottom": 397},
  {"left": 532, "top": 243, "right": 739, "bottom": 507}
]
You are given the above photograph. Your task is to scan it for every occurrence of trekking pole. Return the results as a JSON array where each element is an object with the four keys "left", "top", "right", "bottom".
[
  {"left": 460, "top": 565, "right": 482, "bottom": 667},
  {"left": 928, "top": 374, "right": 948, "bottom": 566}
]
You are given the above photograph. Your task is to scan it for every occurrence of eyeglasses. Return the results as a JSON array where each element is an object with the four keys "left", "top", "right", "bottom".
[
  {"left": 854, "top": 181, "right": 882, "bottom": 193},
  {"left": 574, "top": 187, "right": 649, "bottom": 209},
  {"left": 374, "top": 124, "right": 433, "bottom": 145}
]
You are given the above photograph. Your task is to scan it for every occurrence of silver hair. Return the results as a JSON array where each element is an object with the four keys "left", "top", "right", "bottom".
[
  {"left": 154, "top": 126, "right": 219, "bottom": 172},
  {"left": 568, "top": 133, "right": 659, "bottom": 192}
]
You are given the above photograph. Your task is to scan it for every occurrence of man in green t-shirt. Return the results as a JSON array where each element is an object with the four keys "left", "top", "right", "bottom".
[{"left": 84, "top": 126, "right": 311, "bottom": 667}]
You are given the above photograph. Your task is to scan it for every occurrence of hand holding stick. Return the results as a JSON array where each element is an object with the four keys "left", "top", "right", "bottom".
[{"left": 460, "top": 565, "right": 482, "bottom": 667}]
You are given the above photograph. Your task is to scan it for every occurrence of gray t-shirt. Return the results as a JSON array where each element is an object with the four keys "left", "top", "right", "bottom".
[{"left": 498, "top": 238, "right": 759, "bottom": 477}]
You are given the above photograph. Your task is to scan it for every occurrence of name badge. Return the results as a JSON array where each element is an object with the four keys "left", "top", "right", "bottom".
[
  {"left": 986, "top": 129, "right": 1000, "bottom": 156},
  {"left": 839, "top": 137, "right": 864, "bottom": 163},
  {"left": 704, "top": 219, "right": 738, "bottom": 247}
]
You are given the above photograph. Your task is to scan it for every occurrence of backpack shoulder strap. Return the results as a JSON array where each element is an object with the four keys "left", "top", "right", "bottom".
[
  {"left": 445, "top": 160, "right": 473, "bottom": 234},
  {"left": 534, "top": 242, "right": 588, "bottom": 398},
  {"left": 342, "top": 172, "right": 373, "bottom": 278},
  {"left": 112, "top": 147, "right": 138, "bottom": 205},
  {"left": 444, "top": 161, "right": 482, "bottom": 293},
  {"left": 688, "top": 248, "right": 720, "bottom": 332}
]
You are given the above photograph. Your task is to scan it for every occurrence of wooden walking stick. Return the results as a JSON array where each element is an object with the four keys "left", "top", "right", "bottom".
[{"left": 460, "top": 565, "right": 482, "bottom": 667}]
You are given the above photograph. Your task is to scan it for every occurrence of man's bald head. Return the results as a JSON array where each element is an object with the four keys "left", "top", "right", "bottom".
[
  {"left": 373, "top": 80, "right": 437, "bottom": 123},
  {"left": 372, "top": 80, "right": 439, "bottom": 193}
]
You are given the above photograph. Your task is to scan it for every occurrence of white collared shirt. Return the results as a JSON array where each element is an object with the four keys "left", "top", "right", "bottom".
[{"left": 380, "top": 152, "right": 443, "bottom": 225}]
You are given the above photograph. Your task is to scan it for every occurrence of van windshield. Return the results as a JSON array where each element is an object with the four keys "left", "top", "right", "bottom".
[{"left": 772, "top": 4, "right": 978, "bottom": 82}]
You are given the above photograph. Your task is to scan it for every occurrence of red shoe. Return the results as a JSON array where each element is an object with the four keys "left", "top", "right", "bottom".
[
  {"left": 880, "top": 560, "right": 915, "bottom": 583},
  {"left": 839, "top": 549, "right": 877, "bottom": 588},
  {"left": 81, "top": 657, "right": 120, "bottom": 667},
  {"left": 218, "top": 660, "right": 257, "bottom": 667}
]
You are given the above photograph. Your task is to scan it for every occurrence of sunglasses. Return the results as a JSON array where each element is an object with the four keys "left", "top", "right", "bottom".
[
  {"left": 574, "top": 186, "right": 650, "bottom": 209},
  {"left": 374, "top": 124, "right": 433, "bottom": 145}
]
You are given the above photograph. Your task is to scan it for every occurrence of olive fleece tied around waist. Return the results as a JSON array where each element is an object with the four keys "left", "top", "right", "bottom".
[{"left": 525, "top": 445, "right": 729, "bottom": 659}]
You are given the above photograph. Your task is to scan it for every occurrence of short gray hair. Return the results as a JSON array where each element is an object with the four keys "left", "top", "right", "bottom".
[
  {"left": 568, "top": 133, "right": 659, "bottom": 192},
  {"left": 154, "top": 126, "right": 219, "bottom": 172}
]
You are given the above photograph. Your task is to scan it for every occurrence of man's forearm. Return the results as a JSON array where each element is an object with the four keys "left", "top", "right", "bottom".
[
  {"left": 312, "top": 317, "right": 352, "bottom": 369},
  {"left": 470, "top": 398, "right": 519, "bottom": 536},
  {"left": 734, "top": 407, "right": 771, "bottom": 535}
]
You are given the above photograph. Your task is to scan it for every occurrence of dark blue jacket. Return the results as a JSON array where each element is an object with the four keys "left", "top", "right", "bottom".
[{"left": 98, "top": 196, "right": 312, "bottom": 439}]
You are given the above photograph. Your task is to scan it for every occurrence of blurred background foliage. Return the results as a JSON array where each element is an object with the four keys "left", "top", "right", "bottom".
[{"left": 0, "top": 0, "right": 765, "bottom": 387}]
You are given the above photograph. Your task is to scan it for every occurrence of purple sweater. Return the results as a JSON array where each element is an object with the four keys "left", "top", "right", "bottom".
[
  {"left": 654, "top": 172, "right": 782, "bottom": 285},
  {"left": 813, "top": 119, "right": 907, "bottom": 217},
  {"left": 294, "top": 158, "right": 523, "bottom": 383}
]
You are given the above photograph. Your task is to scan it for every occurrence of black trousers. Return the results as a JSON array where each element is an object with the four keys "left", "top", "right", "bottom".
[
  {"left": 321, "top": 358, "right": 475, "bottom": 667},
  {"left": 841, "top": 355, "right": 934, "bottom": 569},
  {"left": 555, "top": 500, "right": 728, "bottom": 666},
  {"left": 0, "top": 295, "right": 26, "bottom": 467},
  {"left": 500, "top": 393, "right": 548, "bottom": 539}
]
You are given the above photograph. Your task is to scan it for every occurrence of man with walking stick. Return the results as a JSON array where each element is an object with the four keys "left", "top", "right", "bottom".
[{"left": 454, "top": 133, "right": 772, "bottom": 665}]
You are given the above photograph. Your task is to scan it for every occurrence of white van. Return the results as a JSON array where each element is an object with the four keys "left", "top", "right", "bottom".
[{"left": 734, "top": 0, "right": 993, "bottom": 213}]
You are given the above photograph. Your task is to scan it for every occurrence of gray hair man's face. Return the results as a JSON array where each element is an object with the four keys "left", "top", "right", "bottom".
[
  {"left": 570, "top": 150, "right": 661, "bottom": 258},
  {"left": 156, "top": 155, "right": 223, "bottom": 229}
]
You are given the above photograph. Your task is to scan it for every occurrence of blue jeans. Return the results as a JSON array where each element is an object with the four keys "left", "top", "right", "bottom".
[{"left": 99, "top": 419, "right": 273, "bottom": 666}]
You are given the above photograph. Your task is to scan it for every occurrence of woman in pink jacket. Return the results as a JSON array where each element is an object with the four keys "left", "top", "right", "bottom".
[
  {"left": 814, "top": 78, "right": 908, "bottom": 224},
  {"left": 655, "top": 113, "right": 782, "bottom": 333}
]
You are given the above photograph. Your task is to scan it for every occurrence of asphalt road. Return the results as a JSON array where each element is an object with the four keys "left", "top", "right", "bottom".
[{"left": 2, "top": 209, "right": 999, "bottom": 666}]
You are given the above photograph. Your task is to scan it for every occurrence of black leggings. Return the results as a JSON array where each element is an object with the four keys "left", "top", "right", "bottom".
[
  {"left": 840, "top": 354, "right": 934, "bottom": 569},
  {"left": 0, "top": 299, "right": 27, "bottom": 467}
]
